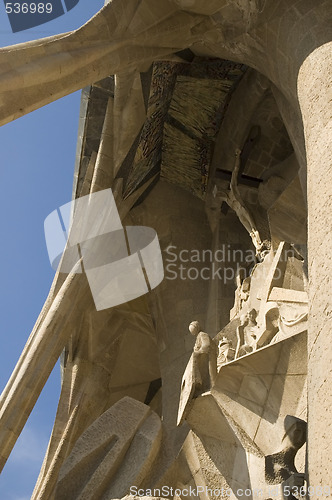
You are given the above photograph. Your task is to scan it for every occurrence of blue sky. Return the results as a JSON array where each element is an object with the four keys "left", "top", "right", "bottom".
[{"left": 0, "top": 1, "right": 104, "bottom": 498}]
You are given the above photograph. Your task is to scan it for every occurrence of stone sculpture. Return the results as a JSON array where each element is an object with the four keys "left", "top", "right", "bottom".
[
  {"left": 217, "top": 336, "right": 234, "bottom": 370},
  {"left": 216, "top": 149, "right": 263, "bottom": 255},
  {"left": 0, "top": 0, "right": 330, "bottom": 496},
  {"left": 265, "top": 416, "right": 307, "bottom": 499},
  {"left": 271, "top": 305, "right": 308, "bottom": 344},
  {"left": 236, "top": 308, "right": 259, "bottom": 357},
  {"left": 189, "top": 321, "right": 218, "bottom": 393},
  {"left": 177, "top": 321, "right": 218, "bottom": 425},
  {"left": 230, "top": 270, "right": 251, "bottom": 320}
]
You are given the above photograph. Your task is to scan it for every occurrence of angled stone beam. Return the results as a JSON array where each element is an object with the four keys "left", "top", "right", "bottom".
[
  {"left": 0, "top": 262, "right": 87, "bottom": 472},
  {"left": 0, "top": 118, "right": 160, "bottom": 470},
  {"left": 0, "top": 153, "right": 98, "bottom": 416},
  {"left": 0, "top": 1, "right": 208, "bottom": 126}
]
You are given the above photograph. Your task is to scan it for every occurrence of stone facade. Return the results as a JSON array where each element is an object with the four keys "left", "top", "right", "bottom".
[{"left": 0, "top": 1, "right": 331, "bottom": 498}]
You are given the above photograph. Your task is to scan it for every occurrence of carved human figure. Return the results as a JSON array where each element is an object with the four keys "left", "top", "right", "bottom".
[
  {"left": 258, "top": 239, "right": 272, "bottom": 261},
  {"left": 271, "top": 304, "right": 308, "bottom": 345},
  {"left": 231, "top": 268, "right": 251, "bottom": 319},
  {"left": 217, "top": 149, "right": 263, "bottom": 254},
  {"left": 189, "top": 321, "right": 218, "bottom": 395},
  {"left": 239, "top": 276, "right": 251, "bottom": 304},
  {"left": 236, "top": 308, "right": 258, "bottom": 357},
  {"left": 217, "top": 336, "right": 234, "bottom": 371},
  {"left": 265, "top": 415, "right": 307, "bottom": 500},
  {"left": 177, "top": 321, "right": 218, "bottom": 425}
]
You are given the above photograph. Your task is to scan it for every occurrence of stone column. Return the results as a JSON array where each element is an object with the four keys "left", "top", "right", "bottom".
[{"left": 298, "top": 42, "right": 332, "bottom": 487}]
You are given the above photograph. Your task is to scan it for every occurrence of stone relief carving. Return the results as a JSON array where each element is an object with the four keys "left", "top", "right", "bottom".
[
  {"left": 230, "top": 269, "right": 251, "bottom": 320},
  {"left": 270, "top": 304, "right": 308, "bottom": 345},
  {"left": 235, "top": 308, "right": 259, "bottom": 358},
  {"left": 177, "top": 328, "right": 307, "bottom": 499},
  {"left": 175, "top": 238, "right": 308, "bottom": 498},
  {"left": 228, "top": 241, "right": 308, "bottom": 355},
  {"left": 217, "top": 336, "right": 235, "bottom": 370}
]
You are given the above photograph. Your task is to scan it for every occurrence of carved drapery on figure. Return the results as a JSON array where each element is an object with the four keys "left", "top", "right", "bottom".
[{"left": 177, "top": 321, "right": 218, "bottom": 425}]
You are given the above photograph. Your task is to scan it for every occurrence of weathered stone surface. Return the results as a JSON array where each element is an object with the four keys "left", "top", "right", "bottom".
[
  {"left": 54, "top": 397, "right": 162, "bottom": 500},
  {"left": 0, "top": 0, "right": 331, "bottom": 498}
]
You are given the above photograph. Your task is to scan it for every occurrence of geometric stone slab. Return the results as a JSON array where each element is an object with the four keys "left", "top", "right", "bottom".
[{"left": 54, "top": 397, "right": 161, "bottom": 500}]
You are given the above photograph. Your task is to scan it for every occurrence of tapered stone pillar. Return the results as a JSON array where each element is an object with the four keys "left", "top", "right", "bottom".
[{"left": 298, "top": 42, "right": 332, "bottom": 486}]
